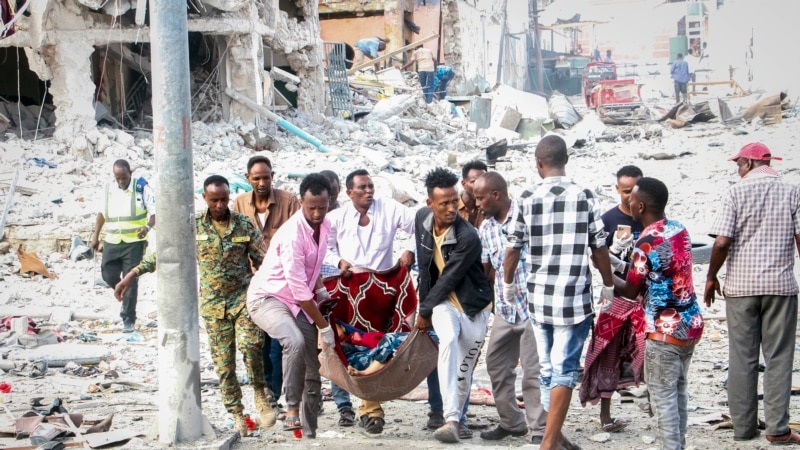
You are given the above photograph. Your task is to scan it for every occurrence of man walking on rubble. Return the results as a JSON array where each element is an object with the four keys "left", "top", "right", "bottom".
[
  {"left": 234, "top": 155, "right": 300, "bottom": 415},
  {"left": 671, "top": 53, "right": 691, "bottom": 104},
  {"left": 706, "top": 142, "right": 800, "bottom": 445},
  {"left": 90, "top": 159, "right": 155, "bottom": 334},
  {"left": 614, "top": 177, "right": 703, "bottom": 450},
  {"left": 324, "top": 169, "right": 416, "bottom": 433},
  {"left": 247, "top": 173, "right": 335, "bottom": 438},
  {"left": 414, "top": 167, "right": 492, "bottom": 444},
  {"left": 402, "top": 46, "right": 437, "bottom": 103},
  {"left": 115, "top": 175, "right": 274, "bottom": 436},
  {"left": 473, "top": 172, "right": 547, "bottom": 444},
  {"left": 504, "top": 135, "right": 614, "bottom": 450}
]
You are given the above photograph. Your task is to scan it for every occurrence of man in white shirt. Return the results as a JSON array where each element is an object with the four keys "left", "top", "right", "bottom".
[{"left": 325, "top": 169, "right": 415, "bottom": 433}]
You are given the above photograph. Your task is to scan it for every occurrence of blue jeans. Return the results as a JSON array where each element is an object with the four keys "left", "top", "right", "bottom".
[
  {"left": 418, "top": 71, "right": 435, "bottom": 104},
  {"left": 645, "top": 339, "right": 695, "bottom": 450},
  {"left": 261, "top": 332, "right": 283, "bottom": 400},
  {"left": 532, "top": 316, "right": 592, "bottom": 411},
  {"left": 674, "top": 81, "right": 688, "bottom": 103},
  {"left": 331, "top": 382, "right": 353, "bottom": 411}
]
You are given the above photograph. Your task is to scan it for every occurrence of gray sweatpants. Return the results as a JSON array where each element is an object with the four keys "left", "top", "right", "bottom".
[
  {"left": 248, "top": 296, "right": 321, "bottom": 436},
  {"left": 726, "top": 295, "right": 797, "bottom": 439},
  {"left": 485, "top": 314, "right": 546, "bottom": 436}
]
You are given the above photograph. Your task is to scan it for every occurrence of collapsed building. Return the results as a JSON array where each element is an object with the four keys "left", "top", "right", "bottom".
[{"left": 0, "top": 0, "right": 326, "bottom": 150}]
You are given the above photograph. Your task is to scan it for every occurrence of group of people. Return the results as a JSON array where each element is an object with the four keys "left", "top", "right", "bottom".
[
  {"left": 93, "top": 135, "right": 799, "bottom": 448},
  {"left": 354, "top": 35, "right": 454, "bottom": 104}
]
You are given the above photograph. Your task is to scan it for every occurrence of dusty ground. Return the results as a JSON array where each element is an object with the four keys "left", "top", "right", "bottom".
[{"left": 1, "top": 82, "right": 799, "bottom": 449}]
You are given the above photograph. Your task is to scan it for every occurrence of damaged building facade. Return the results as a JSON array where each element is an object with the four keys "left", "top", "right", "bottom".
[{"left": 0, "top": 0, "right": 326, "bottom": 149}]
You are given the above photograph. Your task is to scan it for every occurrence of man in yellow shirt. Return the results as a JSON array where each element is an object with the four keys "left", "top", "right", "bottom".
[{"left": 90, "top": 159, "right": 155, "bottom": 333}]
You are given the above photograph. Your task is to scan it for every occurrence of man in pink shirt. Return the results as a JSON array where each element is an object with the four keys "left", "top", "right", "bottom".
[{"left": 247, "top": 173, "right": 335, "bottom": 437}]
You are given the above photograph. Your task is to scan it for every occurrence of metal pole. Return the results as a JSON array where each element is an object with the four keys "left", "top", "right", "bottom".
[
  {"left": 150, "top": 0, "right": 204, "bottom": 443},
  {"left": 531, "top": 1, "right": 544, "bottom": 94}
]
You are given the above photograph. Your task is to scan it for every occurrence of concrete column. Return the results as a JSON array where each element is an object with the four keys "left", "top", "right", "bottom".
[
  {"left": 225, "top": 4, "right": 265, "bottom": 123},
  {"left": 48, "top": 36, "right": 96, "bottom": 146}
]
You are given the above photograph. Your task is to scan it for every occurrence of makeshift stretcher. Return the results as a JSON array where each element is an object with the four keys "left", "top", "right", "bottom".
[{"left": 318, "top": 265, "right": 438, "bottom": 402}]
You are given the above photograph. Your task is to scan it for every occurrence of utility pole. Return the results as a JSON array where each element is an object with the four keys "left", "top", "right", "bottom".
[
  {"left": 496, "top": 0, "right": 509, "bottom": 85},
  {"left": 150, "top": 0, "right": 207, "bottom": 443},
  {"left": 530, "top": 0, "right": 544, "bottom": 94}
]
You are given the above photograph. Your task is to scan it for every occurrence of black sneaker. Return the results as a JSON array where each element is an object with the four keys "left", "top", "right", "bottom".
[
  {"left": 121, "top": 323, "right": 135, "bottom": 333},
  {"left": 480, "top": 425, "right": 528, "bottom": 440},
  {"left": 427, "top": 411, "right": 445, "bottom": 429}
]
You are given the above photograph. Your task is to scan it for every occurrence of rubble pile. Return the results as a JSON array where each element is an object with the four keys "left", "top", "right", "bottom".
[{"left": 0, "top": 100, "right": 56, "bottom": 140}]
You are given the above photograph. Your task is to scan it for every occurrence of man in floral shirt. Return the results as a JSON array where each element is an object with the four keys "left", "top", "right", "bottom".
[{"left": 613, "top": 177, "right": 703, "bottom": 450}]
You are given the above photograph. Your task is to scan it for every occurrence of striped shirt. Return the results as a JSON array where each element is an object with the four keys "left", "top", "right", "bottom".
[
  {"left": 709, "top": 167, "right": 800, "bottom": 297},
  {"left": 506, "top": 176, "right": 607, "bottom": 325},
  {"left": 480, "top": 201, "right": 529, "bottom": 322}
]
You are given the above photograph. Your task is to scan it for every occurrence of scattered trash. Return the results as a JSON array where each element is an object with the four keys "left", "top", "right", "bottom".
[
  {"left": 0, "top": 381, "right": 11, "bottom": 393},
  {"left": 17, "top": 246, "right": 58, "bottom": 279},
  {"left": 642, "top": 435, "right": 656, "bottom": 444},
  {"left": 318, "top": 430, "right": 346, "bottom": 438},
  {"left": 590, "top": 432, "right": 611, "bottom": 442},
  {"left": 68, "top": 235, "right": 93, "bottom": 262},
  {"left": 26, "top": 157, "right": 58, "bottom": 168},
  {"left": 116, "top": 332, "right": 143, "bottom": 342}
]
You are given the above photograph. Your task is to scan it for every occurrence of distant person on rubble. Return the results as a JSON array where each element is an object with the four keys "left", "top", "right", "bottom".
[
  {"left": 90, "top": 159, "right": 155, "bottom": 334},
  {"left": 354, "top": 36, "right": 389, "bottom": 69},
  {"left": 671, "top": 53, "right": 691, "bottom": 104},
  {"left": 115, "top": 175, "right": 274, "bottom": 437},
  {"left": 402, "top": 46, "right": 437, "bottom": 103},
  {"left": 434, "top": 64, "right": 455, "bottom": 100}
]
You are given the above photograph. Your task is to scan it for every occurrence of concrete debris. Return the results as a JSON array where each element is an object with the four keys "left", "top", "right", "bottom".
[{"left": 548, "top": 92, "right": 582, "bottom": 129}]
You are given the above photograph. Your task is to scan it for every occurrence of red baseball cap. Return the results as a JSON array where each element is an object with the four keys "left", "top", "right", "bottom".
[{"left": 729, "top": 142, "right": 782, "bottom": 162}]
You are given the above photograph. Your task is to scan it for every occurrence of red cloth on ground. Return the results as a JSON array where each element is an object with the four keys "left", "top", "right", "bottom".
[{"left": 579, "top": 296, "right": 646, "bottom": 406}]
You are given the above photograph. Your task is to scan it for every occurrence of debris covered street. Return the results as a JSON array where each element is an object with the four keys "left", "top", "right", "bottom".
[{"left": 1, "top": 0, "right": 800, "bottom": 448}]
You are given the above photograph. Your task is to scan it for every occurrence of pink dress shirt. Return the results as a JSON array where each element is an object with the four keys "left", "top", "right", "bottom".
[{"left": 247, "top": 210, "right": 330, "bottom": 322}]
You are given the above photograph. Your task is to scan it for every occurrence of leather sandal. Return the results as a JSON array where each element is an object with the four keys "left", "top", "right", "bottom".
[
  {"left": 766, "top": 431, "right": 800, "bottom": 445},
  {"left": 338, "top": 407, "right": 356, "bottom": 427}
]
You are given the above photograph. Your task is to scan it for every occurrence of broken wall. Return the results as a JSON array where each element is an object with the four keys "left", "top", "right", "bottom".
[
  {"left": 442, "top": 0, "right": 530, "bottom": 92},
  {"left": 0, "top": 0, "right": 327, "bottom": 147}
]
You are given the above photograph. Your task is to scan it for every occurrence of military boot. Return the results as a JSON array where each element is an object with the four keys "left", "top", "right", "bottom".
[
  {"left": 254, "top": 388, "right": 276, "bottom": 428},
  {"left": 233, "top": 412, "right": 249, "bottom": 437}
]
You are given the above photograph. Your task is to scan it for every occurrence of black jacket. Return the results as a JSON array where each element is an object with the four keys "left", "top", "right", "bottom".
[{"left": 415, "top": 207, "right": 492, "bottom": 319}]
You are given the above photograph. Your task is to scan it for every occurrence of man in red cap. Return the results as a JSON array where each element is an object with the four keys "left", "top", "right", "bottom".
[{"left": 705, "top": 142, "right": 800, "bottom": 445}]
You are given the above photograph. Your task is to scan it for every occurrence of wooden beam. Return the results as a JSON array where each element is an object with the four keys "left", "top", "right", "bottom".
[
  {"left": 347, "top": 33, "right": 439, "bottom": 75},
  {"left": 99, "top": 44, "right": 152, "bottom": 76}
]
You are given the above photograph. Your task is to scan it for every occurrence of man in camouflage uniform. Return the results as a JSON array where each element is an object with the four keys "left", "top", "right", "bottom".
[{"left": 115, "top": 175, "right": 273, "bottom": 436}]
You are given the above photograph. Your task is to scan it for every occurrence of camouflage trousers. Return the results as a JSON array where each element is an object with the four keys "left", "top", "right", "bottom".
[{"left": 204, "top": 308, "right": 265, "bottom": 414}]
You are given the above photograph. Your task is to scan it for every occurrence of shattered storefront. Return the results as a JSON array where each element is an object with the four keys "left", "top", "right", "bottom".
[{"left": 0, "top": 0, "right": 326, "bottom": 148}]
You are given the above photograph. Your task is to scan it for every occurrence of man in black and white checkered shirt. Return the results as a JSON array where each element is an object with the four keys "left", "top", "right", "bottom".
[
  {"left": 504, "top": 135, "right": 614, "bottom": 450},
  {"left": 705, "top": 142, "right": 800, "bottom": 445}
]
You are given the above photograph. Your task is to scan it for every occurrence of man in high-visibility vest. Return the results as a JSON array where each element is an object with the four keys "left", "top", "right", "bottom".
[{"left": 90, "top": 159, "right": 155, "bottom": 333}]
